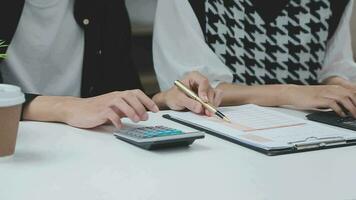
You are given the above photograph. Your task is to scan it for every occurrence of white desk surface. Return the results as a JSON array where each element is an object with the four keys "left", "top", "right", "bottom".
[{"left": 1, "top": 107, "right": 356, "bottom": 200}]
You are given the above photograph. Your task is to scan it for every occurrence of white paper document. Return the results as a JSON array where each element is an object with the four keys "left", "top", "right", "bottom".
[{"left": 167, "top": 105, "right": 356, "bottom": 150}]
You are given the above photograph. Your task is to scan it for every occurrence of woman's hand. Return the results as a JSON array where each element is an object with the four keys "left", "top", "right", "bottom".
[
  {"left": 23, "top": 90, "right": 159, "bottom": 129},
  {"left": 153, "top": 71, "right": 223, "bottom": 115},
  {"left": 286, "top": 85, "right": 356, "bottom": 117},
  {"left": 63, "top": 90, "right": 159, "bottom": 129}
]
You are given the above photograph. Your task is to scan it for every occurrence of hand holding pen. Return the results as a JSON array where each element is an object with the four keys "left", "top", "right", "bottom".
[
  {"left": 153, "top": 72, "right": 224, "bottom": 116},
  {"left": 174, "top": 80, "right": 231, "bottom": 123}
]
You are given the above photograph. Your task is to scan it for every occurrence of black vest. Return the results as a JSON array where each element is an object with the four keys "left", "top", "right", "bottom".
[
  {"left": 0, "top": 0, "right": 142, "bottom": 97},
  {"left": 188, "top": 0, "right": 350, "bottom": 85}
]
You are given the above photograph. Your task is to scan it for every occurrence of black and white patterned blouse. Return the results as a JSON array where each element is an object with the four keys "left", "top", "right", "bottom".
[
  {"left": 153, "top": 0, "right": 356, "bottom": 90},
  {"left": 203, "top": 0, "right": 349, "bottom": 85},
  {"left": 205, "top": 0, "right": 332, "bottom": 85}
]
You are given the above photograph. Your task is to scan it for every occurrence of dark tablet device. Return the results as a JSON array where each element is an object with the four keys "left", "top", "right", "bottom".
[{"left": 306, "top": 111, "right": 356, "bottom": 131}]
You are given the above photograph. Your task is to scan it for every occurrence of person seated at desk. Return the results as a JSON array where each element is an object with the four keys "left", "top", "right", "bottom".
[
  {"left": 0, "top": 0, "right": 222, "bottom": 129},
  {"left": 153, "top": 0, "right": 356, "bottom": 117}
]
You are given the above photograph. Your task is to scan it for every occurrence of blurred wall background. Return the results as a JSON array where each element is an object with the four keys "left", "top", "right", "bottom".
[
  {"left": 126, "top": 0, "right": 158, "bottom": 95},
  {"left": 126, "top": 0, "right": 156, "bottom": 34}
]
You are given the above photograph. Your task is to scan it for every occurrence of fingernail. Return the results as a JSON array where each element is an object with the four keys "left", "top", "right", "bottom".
[
  {"left": 115, "top": 123, "right": 123, "bottom": 129},
  {"left": 342, "top": 112, "right": 347, "bottom": 117},
  {"left": 133, "top": 115, "right": 140, "bottom": 122},
  {"left": 154, "top": 105, "right": 160, "bottom": 112},
  {"left": 203, "top": 95, "right": 208, "bottom": 102},
  {"left": 142, "top": 113, "right": 148, "bottom": 120}
]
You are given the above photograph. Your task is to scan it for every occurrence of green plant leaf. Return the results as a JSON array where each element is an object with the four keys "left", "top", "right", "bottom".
[{"left": 0, "top": 40, "right": 8, "bottom": 59}]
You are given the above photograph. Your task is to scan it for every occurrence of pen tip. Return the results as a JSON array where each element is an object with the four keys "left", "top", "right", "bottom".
[{"left": 223, "top": 117, "right": 232, "bottom": 123}]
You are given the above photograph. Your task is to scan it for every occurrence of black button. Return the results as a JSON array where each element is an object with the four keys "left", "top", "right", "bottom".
[{"left": 83, "top": 19, "right": 90, "bottom": 26}]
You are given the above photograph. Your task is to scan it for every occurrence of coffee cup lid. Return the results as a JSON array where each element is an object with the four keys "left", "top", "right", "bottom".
[{"left": 0, "top": 84, "right": 25, "bottom": 107}]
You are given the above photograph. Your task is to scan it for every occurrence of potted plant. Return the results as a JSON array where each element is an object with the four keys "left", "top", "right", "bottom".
[{"left": 0, "top": 40, "right": 7, "bottom": 59}]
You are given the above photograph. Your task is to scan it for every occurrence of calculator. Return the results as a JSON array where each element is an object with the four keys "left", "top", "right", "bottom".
[{"left": 114, "top": 126, "right": 205, "bottom": 150}]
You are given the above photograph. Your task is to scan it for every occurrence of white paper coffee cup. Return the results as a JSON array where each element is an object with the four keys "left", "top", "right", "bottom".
[
  {"left": 0, "top": 84, "right": 25, "bottom": 107},
  {"left": 0, "top": 84, "right": 25, "bottom": 157}
]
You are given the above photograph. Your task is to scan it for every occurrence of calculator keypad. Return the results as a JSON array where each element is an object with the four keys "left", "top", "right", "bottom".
[{"left": 119, "top": 126, "right": 184, "bottom": 139}]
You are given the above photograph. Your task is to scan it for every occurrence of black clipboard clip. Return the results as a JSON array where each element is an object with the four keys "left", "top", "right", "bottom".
[{"left": 288, "top": 136, "right": 347, "bottom": 150}]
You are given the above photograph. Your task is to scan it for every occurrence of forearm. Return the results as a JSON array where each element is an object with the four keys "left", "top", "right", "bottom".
[
  {"left": 217, "top": 83, "right": 297, "bottom": 107},
  {"left": 22, "top": 96, "right": 77, "bottom": 123}
]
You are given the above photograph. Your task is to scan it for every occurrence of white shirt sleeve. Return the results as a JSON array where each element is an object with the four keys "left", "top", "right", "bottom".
[
  {"left": 153, "top": 0, "right": 233, "bottom": 91},
  {"left": 319, "top": 0, "right": 356, "bottom": 82}
]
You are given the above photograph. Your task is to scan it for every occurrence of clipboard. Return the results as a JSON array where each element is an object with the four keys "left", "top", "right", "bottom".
[{"left": 162, "top": 108, "right": 356, "bottom": 156}]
